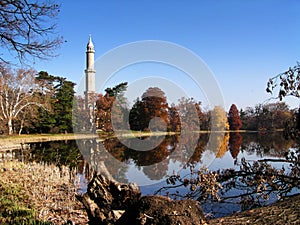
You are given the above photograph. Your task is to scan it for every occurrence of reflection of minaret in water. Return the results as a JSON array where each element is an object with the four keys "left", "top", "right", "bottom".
[{"left": 85, "top": 35, "right": 96, "bottom": 130}]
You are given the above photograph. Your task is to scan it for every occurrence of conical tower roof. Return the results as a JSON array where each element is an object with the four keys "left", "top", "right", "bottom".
[{"left": 87, "top": 35, "right": 94, "bottom": 51}]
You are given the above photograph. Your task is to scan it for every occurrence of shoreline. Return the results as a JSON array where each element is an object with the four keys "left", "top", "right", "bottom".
[
  {"left": 0, "top": 129, "right": 283, "bottom": 151},
  {"left": 0, "top": 133, "right": 99, "bottom": 151}
]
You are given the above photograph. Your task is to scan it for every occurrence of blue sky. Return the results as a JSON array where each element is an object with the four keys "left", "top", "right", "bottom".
[{"left": 35, "top": 0, "right": 300, "bottom": 110}]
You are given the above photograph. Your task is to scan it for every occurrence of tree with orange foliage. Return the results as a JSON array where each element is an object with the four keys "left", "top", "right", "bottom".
[
  {"left": 129, "top": 87, "right": 169, "bottom": 131},
  {"left": 95, "top": 93, "right": 114, "bottom": 131},
  {"left": 228, "top": 104, "right": 242, "bottom": 130},
  {"left": 95, "top": 82, "right": 128, "bottom": 132}
]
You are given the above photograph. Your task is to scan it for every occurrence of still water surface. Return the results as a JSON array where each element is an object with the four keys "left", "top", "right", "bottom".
[{"left": 3, "top": 131, "right": 299, "bottom": 218}]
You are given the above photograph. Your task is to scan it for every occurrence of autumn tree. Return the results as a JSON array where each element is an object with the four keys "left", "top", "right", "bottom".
[
  {"left": 95, "top": 82, "right": 128, "bottom": 132},
  {"left": 240, "top": 103, "right": 292, "bottom": 131},
  {"left": 129, "top": 87, "right": 169, "bottom": 132},
  {"left": 228, "top": 104, "right": 242, "bottom": 130},
  {"left": 210, "top": 106, "right": 229, "bottom": 131},
  {"left": 0, "top": 66, "right": 48, "bottom": 134},
  {"left": 174, "top": 97, "right": 203, "bottom": 132},
  {"left": 95, "top": 93, "right": 114, "bottom": 132},
  {"left": 168, "top": 103, "right": 181, "bottom": 132},
  {"left": 0, "top": 0, "right": 63, "bottom": 64}
]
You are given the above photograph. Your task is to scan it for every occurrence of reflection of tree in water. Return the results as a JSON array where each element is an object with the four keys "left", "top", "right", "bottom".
[
  {"left": 206, "top": 132, "right": 229, "bottom": 157},
  {"left": 102, "top": 136, "right": 176, "bottom": 166},
  {"left": 75, "top": 139, "right": 129, "bottom": 183},
  {"left": 100, "top": 134, "right": 210, "bottom": 181},
  {"left": 155, "top": 132, "right": 299, "bottom": 216},
  {"left": 229, "top": 132, "right": 242, "bottom": 160},
  {"left": 241, "top": 132, "right": 295, "bottom": 158},
  {"left": 170, "top": 131, "right": 204, "bottom": 166},
  {"left": 143, "top": 163, "right": 169, "bottom": 181},
  {"left": 188, "top": 134, "right": 209, "bottom": 163},
  {"left": 100, "top": 136, "right": 179, "bottom": 180},
  {"left": 29, "top": 140, "right": 81, "bottom": 169},
  {"left": 102, "top": 138, "right": 128, "bottom": 162},
  {"left": 215, "top": 133, "right": 230, "bottom": 159}
]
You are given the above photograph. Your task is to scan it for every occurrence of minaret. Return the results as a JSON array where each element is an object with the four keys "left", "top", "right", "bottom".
[{"left": 85, "top": 35, "right": 96, "bottom": 109}]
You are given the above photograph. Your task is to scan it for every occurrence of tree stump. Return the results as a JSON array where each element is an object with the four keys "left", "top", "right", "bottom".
[
  {"left": 116, "top": 195, "right": 208, "bottom": 225},
  {"left": 76, "top": 174, "right": 141, "bottom": 225},
  {"left": 77, "top": 174, "right": 208, "bottom": 225}
]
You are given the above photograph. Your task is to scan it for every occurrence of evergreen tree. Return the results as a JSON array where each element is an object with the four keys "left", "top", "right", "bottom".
[
  {"left": 33, "top": 72, "right": 75, "bottom": 133},
  {"left": 54, "top": 79, "right": 75, "bottom": 133}
]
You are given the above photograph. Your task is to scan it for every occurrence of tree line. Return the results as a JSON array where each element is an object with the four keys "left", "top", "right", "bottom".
[
  {"left": 91, "top": 82, "right": 299, "bottom": 135},
  {"left": 1, "top": 65, "right": 300, "bottom": 135}
]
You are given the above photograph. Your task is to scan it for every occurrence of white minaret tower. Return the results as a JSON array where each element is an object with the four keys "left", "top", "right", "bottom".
[
  {"left": 85, "top": 35, "right": 96, "bottom": 111},
  {"left": 85, "top": 35, "right": 96, "bottom": 131}
]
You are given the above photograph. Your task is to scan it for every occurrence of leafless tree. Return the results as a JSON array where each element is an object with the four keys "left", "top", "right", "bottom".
[
  {"left": 0, "top": 0, "right": 63, "bottom": 64},
  {"left": 0, "top": 65, "right": 50, "bottom": 134}
]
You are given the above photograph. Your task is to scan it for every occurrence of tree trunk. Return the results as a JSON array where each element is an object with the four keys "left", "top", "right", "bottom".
[
  {"left": 18, "top": 119, "right": 24, "bottom": 135},
  {"left": 7, "top": 118, "right": 13, "bottom": 135}
]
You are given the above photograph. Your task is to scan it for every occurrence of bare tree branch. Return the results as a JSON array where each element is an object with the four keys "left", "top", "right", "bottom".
[
  {"left": 0, "top": 0, "right": 63, "bottom": 65},
  {"left": 266, "top": 62, "right": 300, "bottom": 100}
]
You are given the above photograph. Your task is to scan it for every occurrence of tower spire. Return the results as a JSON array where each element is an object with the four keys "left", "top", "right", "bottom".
[
  {"left": 85, "top": 35, "right": 95, "bottom": 93},
  {"left": 87, "top": 34, "right": 94, "bottom": 52}
]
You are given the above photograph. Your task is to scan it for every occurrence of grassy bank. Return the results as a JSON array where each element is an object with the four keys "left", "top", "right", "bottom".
[
  {"left": 0, "top": 160, "right": 88, "bottom": 224},
  {"left": 0, "top": 181, "right": 51, "bottom": 225}
]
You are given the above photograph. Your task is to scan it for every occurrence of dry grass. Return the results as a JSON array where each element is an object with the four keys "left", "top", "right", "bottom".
[{"left": 0, "top": 160, "right": 88, "bottom": 224}]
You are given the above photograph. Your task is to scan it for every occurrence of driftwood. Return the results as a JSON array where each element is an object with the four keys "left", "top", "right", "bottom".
[{"left": 77, "top": 174, "right": 208, "bottom": 225}]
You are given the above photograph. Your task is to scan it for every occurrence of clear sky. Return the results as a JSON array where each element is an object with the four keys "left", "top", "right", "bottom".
[{"left": 34, "top": 0, "right": 300, "bottom": 110}]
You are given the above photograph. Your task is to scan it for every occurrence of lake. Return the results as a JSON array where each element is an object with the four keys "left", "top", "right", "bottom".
[{"left": 2, "top": 131, "right": 299, "bottom": 218}]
